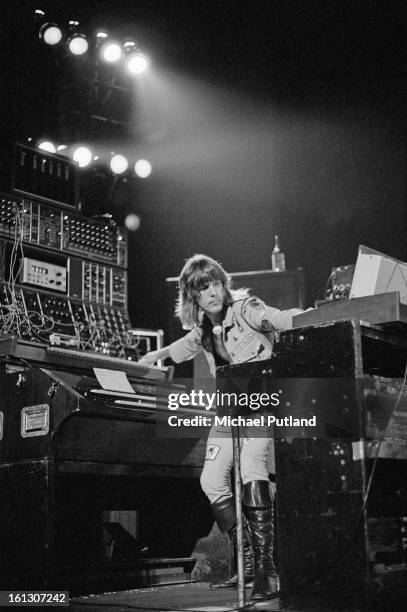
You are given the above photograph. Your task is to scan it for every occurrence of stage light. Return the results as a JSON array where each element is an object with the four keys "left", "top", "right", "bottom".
[
  {"left": 134, "top": 159, "right": 152, "bottom": 178},
  {"left": 96, "top": 31, "right": 108, "bottom": 39},
  {"left": 39, "top": 23, "right": 63, "bottom": 46},
  {"left": 38, "top": 140, "right": 57, "bottom": 153},
  {"left": 127, "top": 52, "right": 149, "bottom": 75},
  {"left": 73, "top": 146, "right": 93, "bottom": 168},
  {"left": 57, "top": 145, "right": 67, "bottom": 151},
  {"left": 68, "top": 33, "right": 88, "bottom": 56},
  {"left": 110, "top": 154, "right": 128, "bottom": 174},
  {"left": 100, "top": 41, "right": 122, "bottom": 63},
  {"left": 123, "top": 40, "right": 136, "bottom": 49}
]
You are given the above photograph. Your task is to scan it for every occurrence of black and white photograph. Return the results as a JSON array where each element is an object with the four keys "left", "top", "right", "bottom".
[{"left": 1, "top": 2, "right": 407, "bottom": 611}]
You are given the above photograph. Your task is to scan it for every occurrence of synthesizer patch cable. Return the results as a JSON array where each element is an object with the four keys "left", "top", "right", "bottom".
[{"left": 0, "top": 191, "right": 162, "bottom": 360}]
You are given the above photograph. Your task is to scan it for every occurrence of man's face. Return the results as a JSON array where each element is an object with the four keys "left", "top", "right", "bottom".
[{"left": 198, "top": 279, "right": 225, "bottom": 316}]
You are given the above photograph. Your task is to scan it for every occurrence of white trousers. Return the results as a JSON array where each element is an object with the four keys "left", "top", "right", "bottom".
[{"left": 200, "top": 424, "right": 275, "bottom": 504}]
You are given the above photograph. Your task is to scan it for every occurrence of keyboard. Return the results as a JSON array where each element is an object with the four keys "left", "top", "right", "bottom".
[{"left": 45, "top": 346, "right": 171, "bottom": 380}]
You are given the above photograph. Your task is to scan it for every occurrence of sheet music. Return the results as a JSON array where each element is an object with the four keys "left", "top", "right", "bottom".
[{"left": 93, "top": 368, "right": 136, "bottom": 394}]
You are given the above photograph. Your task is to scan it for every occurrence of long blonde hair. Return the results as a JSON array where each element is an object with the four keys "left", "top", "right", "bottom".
[{"left": 175, "top": 254, "right": 248, "bottom": 328}]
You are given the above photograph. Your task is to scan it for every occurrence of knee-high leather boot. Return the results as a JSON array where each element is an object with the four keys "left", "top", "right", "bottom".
[
  {"left": 210, "top": 497, "right": 253, "bottom": 589},
  {"left": 243, "top": 481, "right": 279, "bottom": 601}
]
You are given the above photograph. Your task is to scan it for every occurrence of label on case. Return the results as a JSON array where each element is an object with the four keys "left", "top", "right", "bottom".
[{"left": 21, "top": 404, "right": 49, "bottom": 438}]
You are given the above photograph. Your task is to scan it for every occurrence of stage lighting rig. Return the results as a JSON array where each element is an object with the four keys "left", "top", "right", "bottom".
[
  {"left": 34, "top": 140, "right": 154, "bottom": 179},
  {"left": 35, "top": 142, "right": 94, "bottom": 169},
  {"left": 72, "top": 146, "right": 93, "bottom": 168},
  {"left": 97, "top": 35, "right": 151, "bottom": 75},
  {"left": 123, "top": 41, "right": 137, "bottom": 49},
  {"left": 67, "top": 21, "right": 89, "bottom": 56},
  {"left": 123, "top": 39, "right": 150, "bottom": 76},
  {"left": 36, "top": 10, "right": 89, "bottom": 57},
  {"left": 110, "top": 154, "right": 129, "bottom": 175},
  {"left": 134, "top": 159, "right": 152, "bottom": 178},
  {"left": 100, "top": 41, "right": 123, "bottom": 63},
  {"left": 37, "top": 140, "right": 57, "bottom": 153},
  {"left": 126, "top": 51, "right": 150, "bottom": 76},
  {"left": 38, "top": 24, "right": 63, "bottom": 46},
  {"left": 68, "top": 34, "right": 88, "bottom": 56},
  {"left": 36, "top": 9, "right": 63, "bottom": 46},
  {"left": 36, "top": 10, "right": 152, "bottom": 78}
]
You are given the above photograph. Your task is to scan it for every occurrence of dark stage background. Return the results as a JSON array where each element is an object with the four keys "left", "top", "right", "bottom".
[{"left": 2, "top": 0, "right": 407, "bottom": 339}]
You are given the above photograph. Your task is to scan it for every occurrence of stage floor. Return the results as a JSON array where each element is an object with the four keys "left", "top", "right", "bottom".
[{"left": 69, "top": 582, "right": 281, "bottom": 612}]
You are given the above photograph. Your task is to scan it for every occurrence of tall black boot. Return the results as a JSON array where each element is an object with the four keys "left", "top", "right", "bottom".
[
  {"left": 210, "top": 497, "right": 253, "bottom": 589},
  {"left": 243, "top": 481, "right": 279, "bottom": 601}
]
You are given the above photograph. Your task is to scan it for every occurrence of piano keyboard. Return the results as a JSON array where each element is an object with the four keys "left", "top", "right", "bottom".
[{"left": 46, "top": 346, "right": 171, "bottom": 380}]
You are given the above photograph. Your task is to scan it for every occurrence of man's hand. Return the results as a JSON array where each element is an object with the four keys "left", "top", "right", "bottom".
[{"left": 138, "top": 350, "right": 160, "bottom": 365}]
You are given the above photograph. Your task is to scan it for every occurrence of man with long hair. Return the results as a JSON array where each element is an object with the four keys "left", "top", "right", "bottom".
[{"left": 139, "top": 254, "right": 303, "bottom": 601}]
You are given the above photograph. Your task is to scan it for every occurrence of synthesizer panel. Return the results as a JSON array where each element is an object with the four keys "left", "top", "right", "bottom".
[
  {"left": 0, "top": 191, "right": 137, "bottom": 358},
  {"left": 0, "top": 282, "right": 133, "bottom": 357},
  {"left": 0, "top": 192, "right": 127, "bottom": 266}
]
